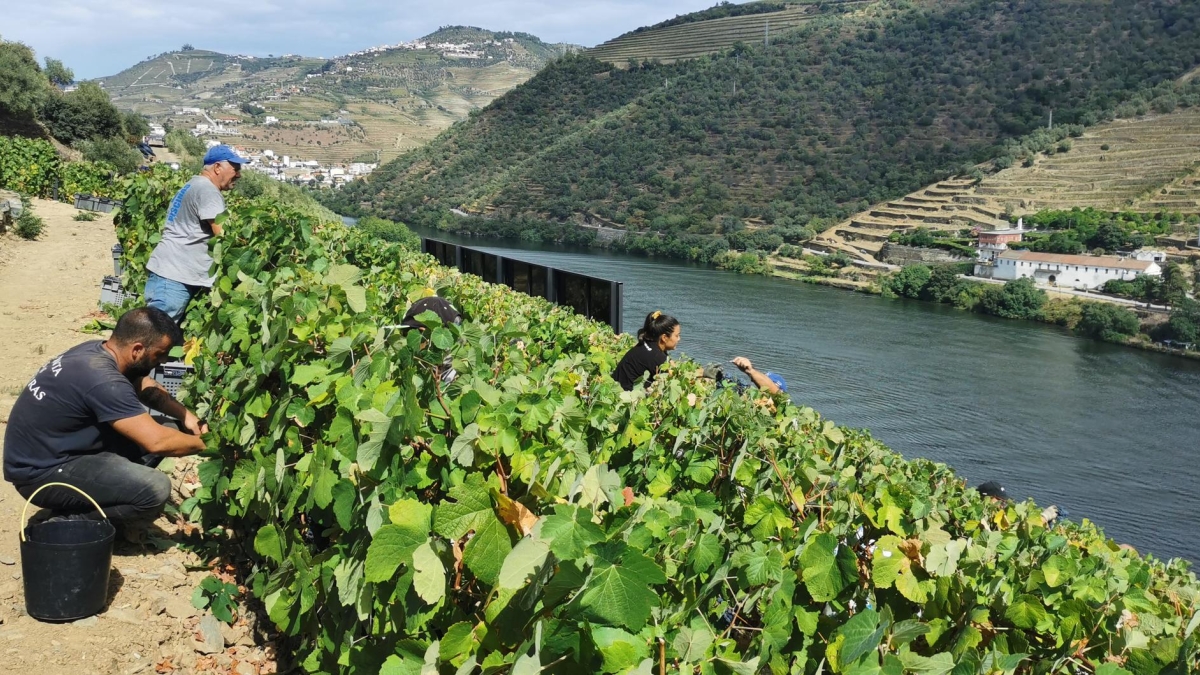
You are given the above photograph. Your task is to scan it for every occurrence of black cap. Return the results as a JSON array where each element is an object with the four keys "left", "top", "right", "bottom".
[
  {"left": 977, "top": 481, "right": 1008, "bottom": 500},
  {"left": 400, "top": 297, "right": 462, "bottom": 331}
]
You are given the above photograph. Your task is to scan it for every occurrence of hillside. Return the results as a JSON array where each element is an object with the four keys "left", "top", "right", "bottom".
[
  {"left": 816, "top": 104, "right": 1200, "bottom": 261},
  {"left": 96, "top": 30, "right": 576, "bottom": 164},
  {"left": 586, "top": 2, "right": 846, "bottom": 65},
  {"left": 331, "top": 0, "right": 1200, "bottom": 260}
]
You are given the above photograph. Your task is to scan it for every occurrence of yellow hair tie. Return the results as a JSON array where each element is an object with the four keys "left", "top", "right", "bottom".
[{"left": 651, "top": 311, "right": 662, "bottom": 319}]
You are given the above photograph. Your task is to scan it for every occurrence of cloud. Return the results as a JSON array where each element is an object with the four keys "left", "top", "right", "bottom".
[{"left": 3, "top": 0, "right": 717, "bottom": 79}]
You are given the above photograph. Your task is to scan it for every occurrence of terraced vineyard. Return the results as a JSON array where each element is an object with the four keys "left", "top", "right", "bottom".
[
  {"left": 817, "top": 109, "right": 1200, "bottom": 261},
  {"left": 587, "top": 3, "right": 849, "bottom": 64}
]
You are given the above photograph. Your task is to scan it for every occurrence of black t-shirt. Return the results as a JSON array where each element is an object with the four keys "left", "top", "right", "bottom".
[
  {"left": 613, "top": 340, "right": 668, "bottom": 391},
  {"left": 3, "top": 341, "right": 147, "bottom": 484}
]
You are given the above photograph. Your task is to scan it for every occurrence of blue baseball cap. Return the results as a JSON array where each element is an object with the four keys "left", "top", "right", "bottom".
[
  {"left": 766, "top": 372, "right": 788, "bottom": 393},
  {"left": 202, "top": 144, "right": 249, "bottom": 166}
]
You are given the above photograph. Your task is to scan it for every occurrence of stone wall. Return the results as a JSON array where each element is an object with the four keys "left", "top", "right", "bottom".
[{"left": 880, "top": 243, "right": 970, "bottom": 266}]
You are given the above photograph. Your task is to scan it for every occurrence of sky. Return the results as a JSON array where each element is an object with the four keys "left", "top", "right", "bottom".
[{"left": 3, "top": 0, "right": 728, "bottom": 80}]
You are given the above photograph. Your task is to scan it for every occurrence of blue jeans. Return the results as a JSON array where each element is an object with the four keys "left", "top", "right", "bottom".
[{"left": 144, "top": 271, "right": 206, "bottom": 322}]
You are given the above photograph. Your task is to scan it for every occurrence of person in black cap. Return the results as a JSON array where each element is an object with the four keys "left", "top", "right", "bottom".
[
  {"left": 144, "top": 144, "right": 249, "bottom": 323},
  {"left": 977, "top": 480, "right": 1060, "bottom": 525},
  {"left": 401, "top": 297, "right": 462, "bottom": 383},
  {"left": 613, "top": 311, "right": 681, "bottom": 391}
]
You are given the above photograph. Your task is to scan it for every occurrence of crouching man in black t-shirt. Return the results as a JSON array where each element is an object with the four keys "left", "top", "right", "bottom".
[{"left": 3, "top": 307, "right": 208, "bottom": 531}]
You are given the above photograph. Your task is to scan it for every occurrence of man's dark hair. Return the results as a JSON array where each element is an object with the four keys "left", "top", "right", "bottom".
[{"left": 111, "top": 307, "right": 184, "bottom": 347}]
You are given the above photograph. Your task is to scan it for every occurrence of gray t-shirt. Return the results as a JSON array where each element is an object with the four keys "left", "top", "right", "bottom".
[
  {"left": 146, "top": 175, "right": 225, "bottom": 287},
  {"left": 3, "top": 341, "right": 147, "bottom": 485}
]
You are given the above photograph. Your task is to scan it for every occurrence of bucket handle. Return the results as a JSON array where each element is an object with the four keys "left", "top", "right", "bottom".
[{"left": 19, "top": 482, "right": 109, "bottom": 542}]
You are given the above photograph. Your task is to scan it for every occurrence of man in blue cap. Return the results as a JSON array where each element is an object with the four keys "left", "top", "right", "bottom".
[
  {"left": 143, "top": 144, "right": 248, "bottom": 322},
  {"left": 731, "top": 356, "right": 788, "bottom": 395}
]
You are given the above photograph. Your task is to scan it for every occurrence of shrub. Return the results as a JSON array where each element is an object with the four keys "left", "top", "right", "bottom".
[
  {"left": 882, "top": 264, "right": 931, "bottom": 298},
  {"left": 73, "top": 210, "right": 98, "bottom": 221},
  {"left": 76, "top": 137, "right": 141, "bottom": 175},
  {"left": 14, "top": 208, "right": 44, "bottom": 239},
  {"left": 165, "top": 128, "right": 205, "bottom": 159},
  {"left": 357, "top": 215, "right": 420, "bottom": 250},
  {"left": 980, "top": 277, "right": 1046, "bottom": 319},
  {"left": 1074, "top": 302, "right": 1141, "bottom": 342}
]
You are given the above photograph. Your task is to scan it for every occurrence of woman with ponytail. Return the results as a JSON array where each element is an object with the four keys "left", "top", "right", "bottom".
[{"left": 613, "top": 311, "right": 681, "bottom": 391}]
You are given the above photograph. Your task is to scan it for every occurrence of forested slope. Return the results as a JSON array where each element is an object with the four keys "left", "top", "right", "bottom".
[{"left": 330, "top": 0, "right": 1200, "bottom": 260}]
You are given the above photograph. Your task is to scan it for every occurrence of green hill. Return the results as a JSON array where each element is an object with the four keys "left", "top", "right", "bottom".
[
  {"left": 330, "top": 0, "right": 1200, "bottom": 260},
  {"left": 586, "top": 1, "right": 858, "bottom": 65},
  {"left": 95, "top": 30, "right": 576, "bottom": 164}
]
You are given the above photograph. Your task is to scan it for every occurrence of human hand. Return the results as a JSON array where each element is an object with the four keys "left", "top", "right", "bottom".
[
  {"left": 732, "top": 356, "right": 753, "bottom": 373},
  {"left": 1041, "top": 505, "right": 1059, "bottom": 523},
  {"left": 183, "top": 411, "right": 209, "bottom": 436}
]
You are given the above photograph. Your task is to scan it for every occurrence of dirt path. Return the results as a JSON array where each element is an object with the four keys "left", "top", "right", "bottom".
[{"left": 0, "top": 200, "right": 274, "bottom": 675}]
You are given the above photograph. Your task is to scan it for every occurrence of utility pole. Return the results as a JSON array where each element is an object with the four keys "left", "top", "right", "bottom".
[
  {"left": 1048, "top": 109, "right": 1053, "bottom": 130},
  {"left": 765, "top": 20, "right": 770, "bottom": 48}
]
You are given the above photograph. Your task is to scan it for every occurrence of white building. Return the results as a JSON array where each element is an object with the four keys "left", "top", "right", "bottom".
[
  {"left": 988, "top": 250, "right": 1161, "bottom": 289},
  {"left": 264, "top": 116, "right": 279, "bottom": 125}
]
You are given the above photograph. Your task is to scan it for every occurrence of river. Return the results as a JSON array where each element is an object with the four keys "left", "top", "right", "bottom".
[{"left": 368, "top": 221, "right": 1200, "bottom": 563}]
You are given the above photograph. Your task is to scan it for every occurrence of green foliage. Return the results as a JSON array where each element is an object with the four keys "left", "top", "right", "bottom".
[
  {"left": 334, "top": 0, "right": 1200, "bottom": 263},
  {"left": 165, "top": 128, "right": 205, "bottom": 159},
  {"left": 77, "top": 137, "right": 142, "bottom": 175},
  {"left": 73, "top": 210, "right": 98, "bottom": 222},
  {"left": 1075, "top": 302, "right": 1141, "bottom": 343},
  {"left": 1103, "top": 264, "right": 1190, "bottom": 306},
  {"left": 1019, "top": 208, "right": 1183, "bottom": 254},
  {"left": 1159, "top": 298, "right": 1200, "bottom": 344},
  {"left": 13, "top": 205, "right": 44, "bottom": 240},
  {"left": 714, "top": 250, "right": 770, "bottom": 275},
  {"left": 113, "top": 172, "right": 1200, "bottom": 674},
  {"left": 0, "top": 136, "right": 60, "bottom": 197},
  {"left": 356, "top": 215, "right": 420, "bottom": 250},
  {"left": 63, "top": 160, "right": 117, "bottom": 198},
  {"left": 980, "top": 278, "right": 1047, "bottom": 320},
  {"left": 122, "top": 111, "right": 150, "bottom": 139},
  {"left": 0, "top": 39, "right": 50, "bottom": 120},
  {"left": 42, "top": 57, "right": 74, "bottom": 88},
  {"left": 889, "top": 228, "right": 976, "bottom": 257},
  {"left": 192, "top": 575, "right": 240, "bottom": 623},
  {"left": 883, "top": 264, "right": 932, "bottom": 299},
  {"left": 40, "top": 82, "right": 127, "bottom": 145}
]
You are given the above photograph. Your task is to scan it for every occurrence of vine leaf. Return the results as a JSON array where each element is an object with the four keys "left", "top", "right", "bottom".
[
  {"left": 800, "top": 533, "right": 854, "bottom": 602},
  {"left": 576, "top": 543, "right": 665, "bottom": 631},
  {"left": 540, "top": 504, "right": 604, "bottom": 560},
  {"left": 364, "top": 499, "right": 431, "bottom": 583},
  {"left": 412, "top": 541, "right": 446, "bottom": 605}
]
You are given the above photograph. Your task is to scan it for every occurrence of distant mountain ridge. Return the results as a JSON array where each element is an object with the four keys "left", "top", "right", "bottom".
[
  {"left": 329, "top": 0, "right": 1200, "bottom": 262},
  {"left": 95, "top": 28, "right": 579, "bottom": 164}
]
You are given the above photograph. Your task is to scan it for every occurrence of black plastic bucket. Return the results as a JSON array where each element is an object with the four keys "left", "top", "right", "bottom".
[{"left": 19, "top": 483, "right": 115, "bottom": 622}]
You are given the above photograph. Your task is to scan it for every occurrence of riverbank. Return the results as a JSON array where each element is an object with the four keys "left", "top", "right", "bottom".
[{"left": 768, "top": 254, "right": 1200, "bottom": 362}]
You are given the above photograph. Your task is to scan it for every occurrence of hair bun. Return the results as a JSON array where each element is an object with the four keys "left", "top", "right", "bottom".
[{"left": 651, "top": 311, "right": 662, "bottom": 319}]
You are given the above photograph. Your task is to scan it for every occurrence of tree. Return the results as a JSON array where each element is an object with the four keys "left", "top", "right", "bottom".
[
  {"left": 77, "top": 136, "right": 142, "bottom": 174},
  {"left": 1159, "top": 262, "right": 1190, "bottom": 305},
  {"left": 122, "top": 111, "right": 149, "bottom": 138},
  {"left": 1161, "top": 298, "right": 1200, "bottom": 344},
  {"left": 884, "top": 264, "right": 932, "bottom": 299},
  {"left": 921, "top": 265, "right": 961, "bottom": 302},
  {"left": 0, "top": 39, "right": 49, "bottom": 119},
  {"left": 182, "top": 44, "right": 195, "bottom": 51},
  {"left": 43, "top": 57, "right": 74, "bottom": 87},
  {"left": 981, "top": 278, "right": 1046, "bottom": 320},
  {"left": 1075, "top": 302, "right": 1140, "bottom": 343},
  {"left": 40, "top": 82, "right": 126, "bottom": 144}
]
